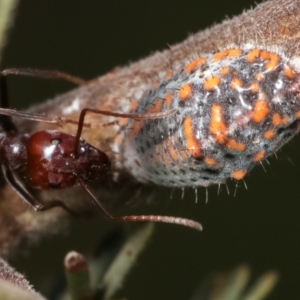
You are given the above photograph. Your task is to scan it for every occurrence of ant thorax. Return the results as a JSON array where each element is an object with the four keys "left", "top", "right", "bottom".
[{"left": 26, "top": 130, "right": 110, "bottom": 190}]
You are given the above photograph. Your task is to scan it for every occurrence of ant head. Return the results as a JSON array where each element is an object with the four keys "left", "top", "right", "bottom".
[{"left": 74, "top": 139, "right": 111, "bottom": 182}]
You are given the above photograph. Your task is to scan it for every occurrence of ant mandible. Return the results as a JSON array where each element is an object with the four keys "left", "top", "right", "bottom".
[{"left": 0, "top": 68, "right": 202, "bottom": 231}]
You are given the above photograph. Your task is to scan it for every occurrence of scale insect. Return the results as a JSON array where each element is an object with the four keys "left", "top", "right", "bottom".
[
  {"left": 0, "top": 69, "right": 202, "bottom": 231},
  {"left": 120, "top": 48, "right": 300, "bottom": 188}
]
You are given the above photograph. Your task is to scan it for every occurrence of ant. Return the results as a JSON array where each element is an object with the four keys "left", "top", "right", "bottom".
[{"left": 0, "top": 68, "right": 202, "bottom": 231}]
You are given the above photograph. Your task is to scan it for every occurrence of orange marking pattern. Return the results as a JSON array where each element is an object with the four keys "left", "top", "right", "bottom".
[
  {"left": 204, "top": 157, "right": 216, "bottom": 166},
  {"left": 264, "top": 129, "right": 275, "bottom": 140},
  {"left": 255, "top": 73, "right": 264, "bottom": 81},
  {"left": 284, "top": 66, "right": 295, "bottom": 79},
  {"left": 203, "top": 76, "right": 221, "bottom": 90},
  {"left": 296, "top": 111, "right": 300, "bottom": 118},
  {"left": 246, "top": 49, "right": 280, "bottom": 72},
  {"left": 165, "top": 92, "right": 173, "bottom": 107},
  {"left": 120, "top": 47, "right": 300, "bottom": 188},
  {"left": 185, "top": 57, "right": 206, "bottom": 73},
  {"left": 231, "top": 170, "right": 247, "bottom": 180},
  {"left": 132, "top": 120, "right": 143, "bottom": 134},
  {"left": 179, "top": 83, "right": 193, "bottom": 100},
  {"left": 231, "top": 77, "right": 243, "bottom": 90},
  {"left": 252, "top": 100, "right": 269, "bottom": 123},
  {"left": 220, "top": 66, "right": 230, "bottom": 75},
  {"left": 250, "top": 82, "right": 259, "bottom": 93},
  {"left": 212, "top": 49, "right": 243, "bottom": 62},
  {"left": 246, "top": 49, "right": 260, "bottom": 62},
  {"left": 115, "top": 133, "right": 123, "bottom": 146},
  {"left": 227, "top": 139, "right": 246, "bottom": 152},
  {"left": 152, "top": 99, "right": 162, "bottom": 113},
  {"left": 118, "top": 117, "right": 129, "bottom": 127},
  {"left": 183, "top": 117, "right": 202, "bottom": 158},
  {"left": 272, "top": 113, "right": 289, "bottom": 126},
  {"left": 253, "top": 151, "right": 265, "bottom": 162},
  {"left": 210, "top": 104, "right": 228, "bottom": 144},
  {"left": 261, "top": 51, "right": 280, "bottom": 72},
  {"left": 165, "top": 138, "right": 179, "bottom": 162}
]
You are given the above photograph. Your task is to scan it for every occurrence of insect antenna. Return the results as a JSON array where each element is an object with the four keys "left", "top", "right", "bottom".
[{"left": 77, "top": 177, "right": 202, "bottom": 231}]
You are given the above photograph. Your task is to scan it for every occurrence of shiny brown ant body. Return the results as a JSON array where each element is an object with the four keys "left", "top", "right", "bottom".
[{"left": 0, "top": 69, "right": 202, "bottom": 231}]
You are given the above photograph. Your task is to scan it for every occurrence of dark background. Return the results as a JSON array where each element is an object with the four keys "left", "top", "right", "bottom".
[{"left": 2, "top": 1, "right": 300, "bottom": 299}]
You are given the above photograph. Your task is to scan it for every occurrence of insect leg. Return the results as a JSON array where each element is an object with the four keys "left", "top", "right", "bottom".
[{"left": 2, "top": 165, "right": 78, "bottom": 215}]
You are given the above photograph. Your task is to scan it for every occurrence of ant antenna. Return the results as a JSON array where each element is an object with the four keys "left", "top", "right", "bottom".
[
  {"left": 77, "top": 178, "right": 202, "bottom": 231},
  {"left": 1, "top": 68, "right": 88, "bottom": 85},
  {"left": 73, "top": 108, "right": 176, "bottom": 156}
]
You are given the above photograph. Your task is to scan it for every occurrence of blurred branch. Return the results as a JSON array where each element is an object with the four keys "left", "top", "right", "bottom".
[{"left": 0, "top": 0, "right": 19, "bottom": 66}]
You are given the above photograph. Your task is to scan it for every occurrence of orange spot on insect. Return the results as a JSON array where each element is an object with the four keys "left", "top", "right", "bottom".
[
  {"left": 183, "top": 117, "right": 202, "bottom": 158},
  {"left": 165, "top": 138, "right": 179, "bottom": 162},
  {"left": 185, "top": 57, "right": 206, "bottom": 73},
  {"left": 255, "top": 73, "right": 264, "bottom": 81},
  {"left": 212, "top": 49, "right": 243, "bottom": 62},
  {"left": 129, "top": 100, "right": 139, "bottom": 112},
  {"left": 231, "top": 170, "right": 247, "bottom": 180},
  {"left": 272, "top": 113, "right": 289, "bottom": 126},
  {"left": 226, "top": 139, "right": 246, "bottom": 151},
  {"left": 260, "top": 51, "right": 280, "bottom": 71},
  {"left": 253, "top": 151, "right": 265, "bottom": 162},
  {"left": 282, "top": 117, "right": 289, "bottom": 124},
  {"left": 115, "top": 133, "right": 123, "bottom": 146},
  {"left": 164, "top": 70, "right": 173, "bottom": 80},
  {"left": 203, "top": 76, "right": 221, "bottom": 90},
  {"left": 272, "top": 113, "right": 282, "bottom": 126},
  {"left": 204, "top": 157, "right": 216, "bottom": 166},
  {"left": 179, "top": 84, "right": 192, "bottom": 100},
  {"left": 246, "top": 49, "right": 261, "bottom": 62},
  {"left": 231, "top": 77, "right": 243, "bottom": 90},
  {"left": 284, "top": 65, "right": 295, "bottom": 79},
  {"left": 264, "top": 129, "right": 275, "bottom": 140},
  {"left": 252, "top": 100, "right": 269, "bottom": 123},
  {"left": 153, "top": 99, "right": 162, "bottom": 113},
  {"left": 247, "top": 49, "right": 280, "bottom": 71},
  {"left": 118, "top": 117, "right": 129, "bottom": 127},
  {"left": 132, "top": 120, "right": 143, "bottom": 134},
  {"left": 165, "top": 92, "right": 173, "bottom": 107},
  {"left": 250, "top": 82, "right": 259, "bottom": 93},
  {"left": 210, "top": 104, "right": 228, "bottom": 144},
  {"left": 220, "top": 66, "right": 230, "bottom": 75},
  {"left": 295, "top": 111, "right": 300, "bottom": 118}
]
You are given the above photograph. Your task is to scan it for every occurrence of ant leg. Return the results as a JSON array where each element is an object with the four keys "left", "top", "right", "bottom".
[
  {"left": 1, "top": 68, "right": 88, "bottom": 86},
  {"left": 0, "top": 74, "right": 18, "bottom": 132},
  {"left": 78, "top": 177, "right": 202, "bottom": 231},
  {"left": 1, "top": 165, "right": 78, "bottom": 215}
]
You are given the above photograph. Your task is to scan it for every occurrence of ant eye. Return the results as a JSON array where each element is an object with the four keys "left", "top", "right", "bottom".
[{"left": 51, "top": 138, "right": 62, "bottom": 145}]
